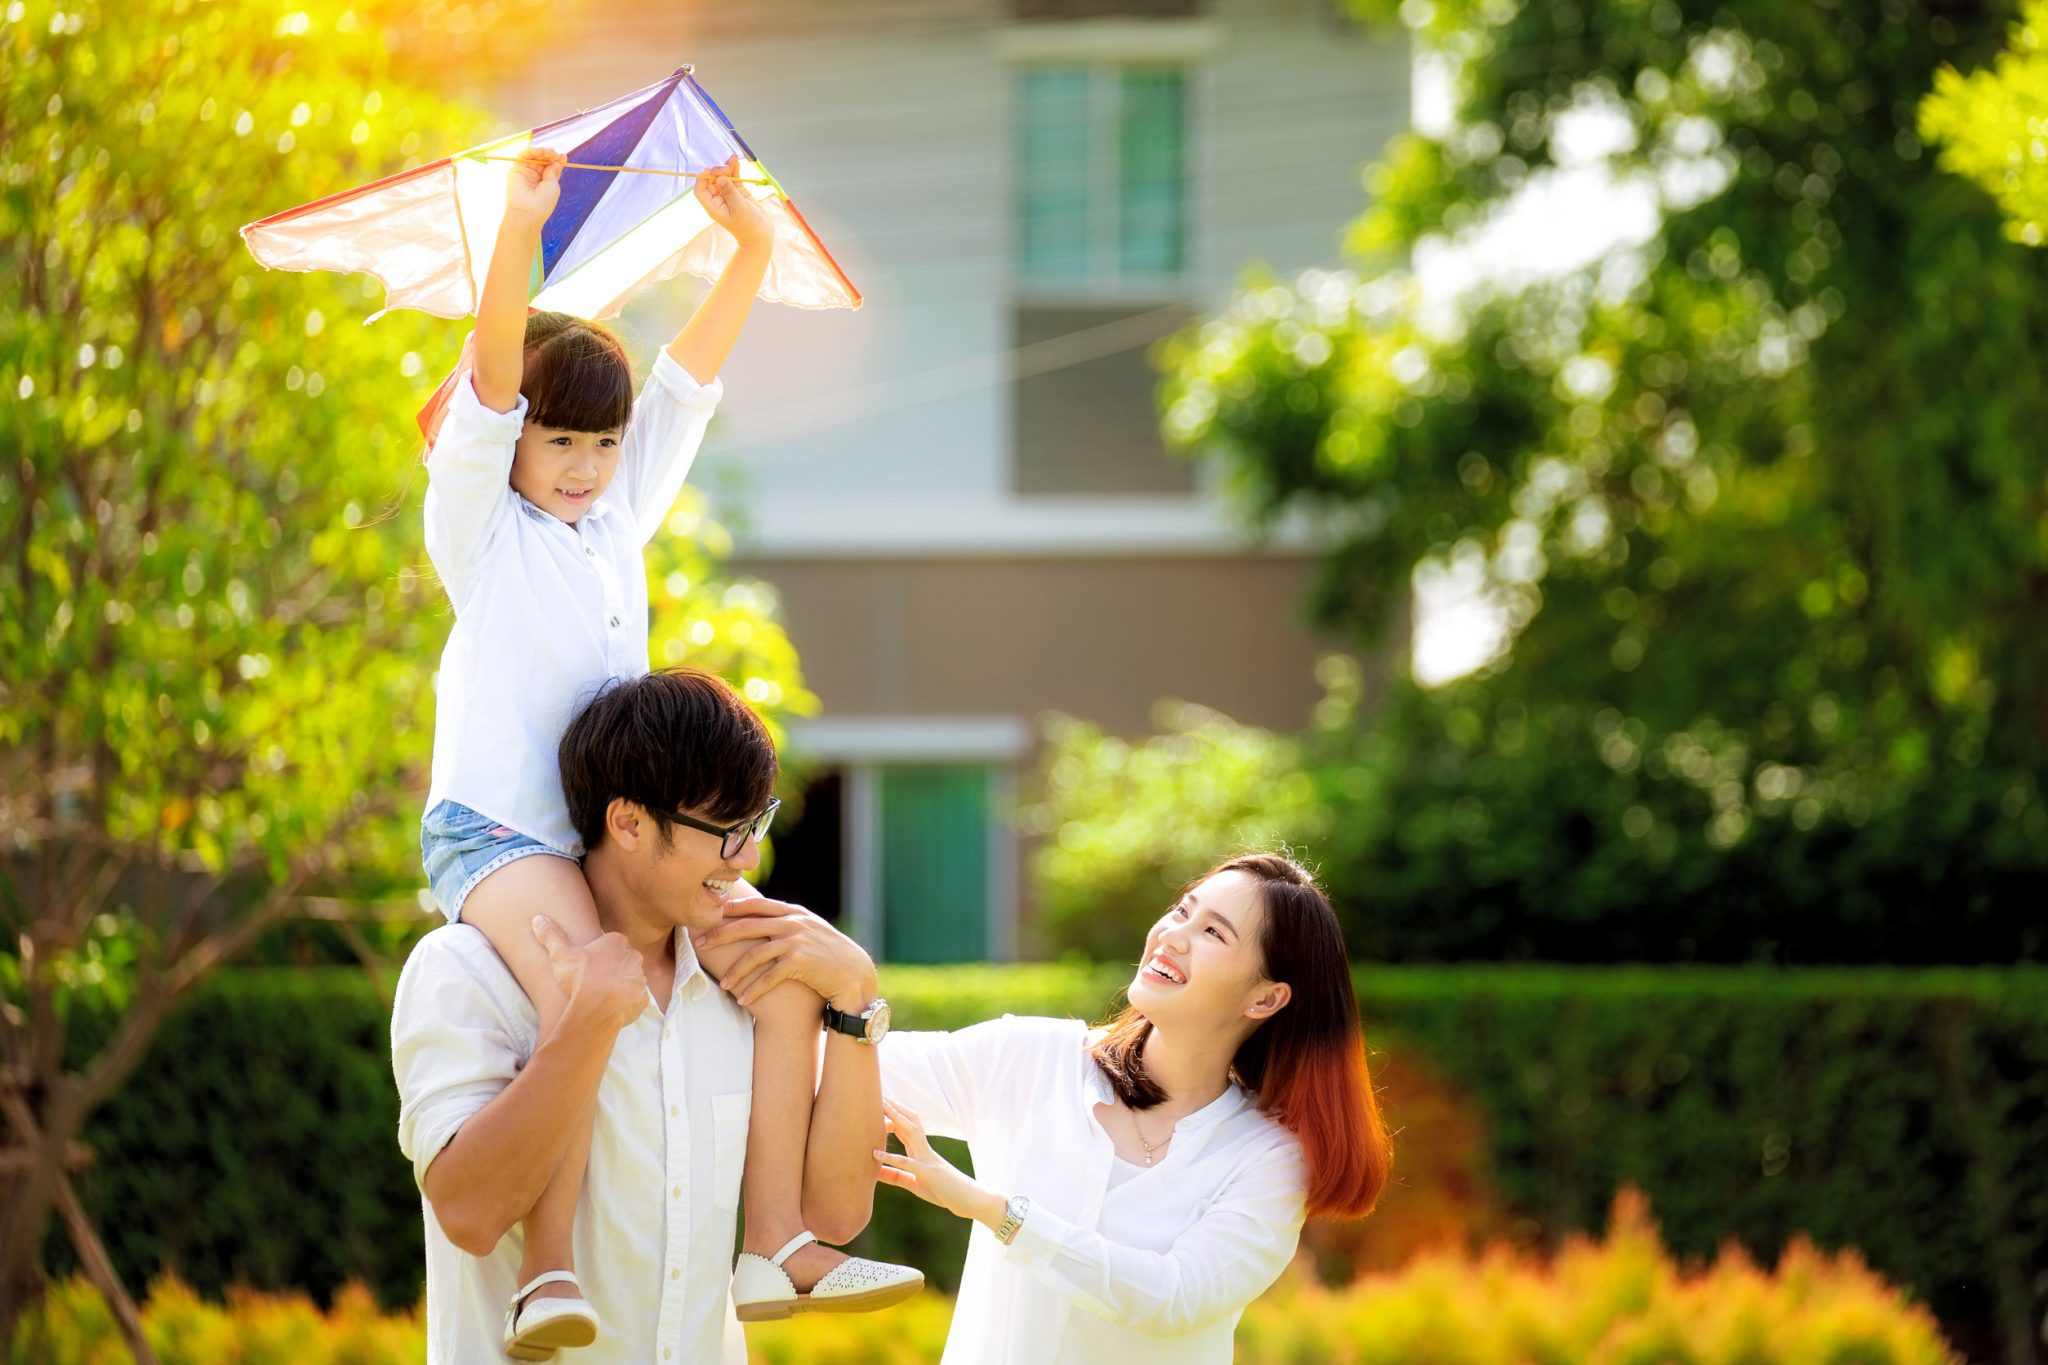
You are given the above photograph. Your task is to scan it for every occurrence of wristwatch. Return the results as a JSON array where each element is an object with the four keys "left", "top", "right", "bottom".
[
  {"left": 821, "top": 997, "right": 891, "bottom": 1044},
  {"left": 993, "top": 1194, "right": 1030, "bottom": 1246}
]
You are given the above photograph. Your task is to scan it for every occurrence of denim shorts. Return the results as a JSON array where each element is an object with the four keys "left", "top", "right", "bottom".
[{"left": 420, "top": 800, "right": 576, "bottom": 924}]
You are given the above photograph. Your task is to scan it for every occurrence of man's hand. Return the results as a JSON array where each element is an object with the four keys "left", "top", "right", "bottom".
[
  {"left": 691, "top": 894, "right": 876, "bottom": 1011},
  {"left": 532, "top": 915, "right": 647, "bottom": 1031}
]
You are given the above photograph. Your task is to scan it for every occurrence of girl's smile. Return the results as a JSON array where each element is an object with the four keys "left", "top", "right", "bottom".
[{"left": 511, "top": 422, "right": 621, "bottom": 521}]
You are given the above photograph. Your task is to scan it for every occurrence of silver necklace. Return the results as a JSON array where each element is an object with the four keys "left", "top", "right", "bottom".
[{"left": 1128, "top": 1106, "right": 1172, "bottom": 1165}]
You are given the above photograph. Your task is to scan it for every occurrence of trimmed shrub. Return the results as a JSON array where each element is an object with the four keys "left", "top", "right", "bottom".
[
  {"left": 13, "top": 1277, "right": 424, "bottom": 1365},
  {"left": 18, "top": 1193, "right": 1961, "bottom": 1363},
  {"left": 56, "top": 965, "right": 2048, "bottom": 1359},
  {"left": 1232, "top": 1189, "right": 1959, "bottom": 1365}
]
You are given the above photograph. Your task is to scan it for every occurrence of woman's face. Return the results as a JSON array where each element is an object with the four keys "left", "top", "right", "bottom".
[{"left": 1126, "top": 869, "right": 1276, "bottom": 1028}]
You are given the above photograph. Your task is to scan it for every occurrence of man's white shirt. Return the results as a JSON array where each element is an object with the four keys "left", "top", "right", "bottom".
[
  {"left": 392, "top": 924, "right": 753, "bottom": 1364},
  {"left": 421, "top": 351, "right": 721, "bottom": 856}
]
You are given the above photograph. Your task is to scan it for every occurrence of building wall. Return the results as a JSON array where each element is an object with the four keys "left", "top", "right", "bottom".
[
  {"left": 495, "top": 0, "right": 1409, "bottom": 546},
  {"left": 488, "top": 2, "right": 1409, "bottom": 956},
  {"left": 746, "top": 554, "right": 1341, "bottom": 734}
]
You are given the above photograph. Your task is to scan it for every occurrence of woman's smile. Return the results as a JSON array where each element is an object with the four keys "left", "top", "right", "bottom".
[{"left": 1143, "top": 952, "right": 1187, "bottom": 985}]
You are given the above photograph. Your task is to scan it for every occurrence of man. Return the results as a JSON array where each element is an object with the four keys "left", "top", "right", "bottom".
[{"left": 392, "top": 668, "right": 894, "bottom": 1362}]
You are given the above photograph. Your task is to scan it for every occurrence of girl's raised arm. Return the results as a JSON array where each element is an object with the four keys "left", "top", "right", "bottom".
[
  {"left": 665, "top": 156, "right": 774, "bottom": 385},
  {"left": 472, "top": 149, "right": 564, "bottom": 413}
]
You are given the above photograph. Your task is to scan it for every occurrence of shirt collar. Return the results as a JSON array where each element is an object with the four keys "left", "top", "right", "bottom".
[
  {"left": 515, "top": 491, "right": 613, "bottom": 526},
  {"left": 671, "top": 927, "right": 712, "bottom": 1003}
]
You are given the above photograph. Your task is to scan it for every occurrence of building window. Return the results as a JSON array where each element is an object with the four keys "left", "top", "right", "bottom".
[
  {"left": 1016, "top": 65, "right": 1187, "bottom": 287},
  {"left": 1012, "top": 61, "right": 1194, "bottom": 494}
]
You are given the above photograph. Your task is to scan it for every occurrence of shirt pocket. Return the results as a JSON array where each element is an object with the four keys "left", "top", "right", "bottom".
[{"left": 712, "top": 1090, "right": 751, "bottom": 1212}]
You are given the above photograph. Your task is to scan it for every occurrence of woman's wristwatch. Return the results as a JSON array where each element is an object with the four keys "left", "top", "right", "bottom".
[
  {"left": 993, "top": 1194, "right": 1030, "bottom": 1246},
  {"left": 821, "top": 997, "right": 891, "bottom": 1044}
]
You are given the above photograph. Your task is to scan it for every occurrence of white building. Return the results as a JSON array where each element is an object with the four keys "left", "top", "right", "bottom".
[{"left": 497, "top": 0, "right": 1409, "bottom": 959}]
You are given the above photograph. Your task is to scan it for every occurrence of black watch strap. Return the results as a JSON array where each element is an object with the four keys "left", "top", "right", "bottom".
[{"left": 822, "top": 1002, "right": 867, "bottom": 1040}]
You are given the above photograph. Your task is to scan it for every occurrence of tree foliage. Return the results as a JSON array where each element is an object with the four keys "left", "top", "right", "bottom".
[
  {"left": 1922, "top": 0, "right": 2048, "bottom": 245},
  {"left": 1148, "top": 0, "right": 2048, "bottom": 962},
  {"left": 0, "top": 0, "right": 810, "bottom": 1338},
  {"left": 1023, "top": 696, "right": 1333, "bottom": 959}
]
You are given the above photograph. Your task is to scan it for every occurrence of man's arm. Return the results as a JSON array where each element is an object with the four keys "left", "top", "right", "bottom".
[
  {"left": 471, "top": 150, "right": 563, "bottom": 414},
  {"left": 418, "top": 919, "right": 646, "bottom": 1256},
  {"left": 693, "top": 898, "right": 884, "bottom": 1242}
]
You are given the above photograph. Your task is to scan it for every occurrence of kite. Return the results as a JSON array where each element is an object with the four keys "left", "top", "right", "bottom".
[{"left": 240, "top": 65, "right": 858, "bottom": 436}]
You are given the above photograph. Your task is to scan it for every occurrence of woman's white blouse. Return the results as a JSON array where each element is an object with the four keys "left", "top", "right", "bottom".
[
  {"left": 420, "top": 351, "right": 720, "bottom": 855},
  {"left": 879, "top": 1015, "right": 1308, "bottom": 1365}
]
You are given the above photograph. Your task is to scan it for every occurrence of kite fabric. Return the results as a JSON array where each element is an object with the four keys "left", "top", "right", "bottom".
[{"left": 239, "top": 65, "right": 860, "bottom": 437}]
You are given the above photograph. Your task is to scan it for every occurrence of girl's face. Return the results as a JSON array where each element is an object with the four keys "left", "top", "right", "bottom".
[
  {"left": 1126, "top": 870, "right": 1278, "bottom": 1029},
  {"left": 511, "top": 422, "right": 622, "bottom": 524}
]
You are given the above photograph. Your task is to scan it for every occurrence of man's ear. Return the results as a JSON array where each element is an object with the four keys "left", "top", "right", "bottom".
[
  {"left": 1244, "top": 980, "right": 1292, "bottom": 1022},
  {"left": 606, "top": 797, "right": 644, "bottom": 849}
]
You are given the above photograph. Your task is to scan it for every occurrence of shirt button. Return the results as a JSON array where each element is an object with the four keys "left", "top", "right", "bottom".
[
  {"left": 610, "top": 615, "right": 621, "bottom": 627},
  {"left": 672, "top": 1185, "right": 681, "bottom": 1198},
  {"left": 671, "top": 1268, "right": 680, "bottom": 1280},
  {"left": 670, "top": 1105, "right": 679, "bottom": 1116},
  {"left": 585, "top": 546, "right": 595, "bottom": 557}
]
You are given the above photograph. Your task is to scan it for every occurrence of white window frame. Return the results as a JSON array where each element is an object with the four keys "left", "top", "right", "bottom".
[{"left": 1003, "top": 19, "right": 1218, "bottom": 306}]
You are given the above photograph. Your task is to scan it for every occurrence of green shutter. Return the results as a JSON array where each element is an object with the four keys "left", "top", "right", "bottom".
[
  {"left": 1018, "top": 66, "right": 1093, "bottom": 281},
  {"left": 880, "top": 765, "right": 990, "bottom": 963},
  {"left": 1118, "top": 68, "right": 1185, "bottom": 275}
]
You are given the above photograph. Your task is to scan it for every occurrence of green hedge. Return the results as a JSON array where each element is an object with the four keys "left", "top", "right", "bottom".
[{"left": 59, "top": 964, "right": 2048, "bottom": 1360}]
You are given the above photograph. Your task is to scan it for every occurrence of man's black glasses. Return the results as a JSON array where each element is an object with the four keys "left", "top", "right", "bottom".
[{"left": 671, "top": 797, "right": 780, "bottom": 860}]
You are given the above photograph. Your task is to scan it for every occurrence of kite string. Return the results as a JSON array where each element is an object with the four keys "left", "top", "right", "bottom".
[{"left": 478, "top": 156, "right": 775, "bottom": 186}]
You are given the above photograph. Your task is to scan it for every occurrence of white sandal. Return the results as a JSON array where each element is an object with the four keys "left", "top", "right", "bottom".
[
  {"left": 502, "top": 1270, "right": 601, "bottom": 1360},
  {"left": 730, "top": 1230, "right": 924, "bottom": 1322}
]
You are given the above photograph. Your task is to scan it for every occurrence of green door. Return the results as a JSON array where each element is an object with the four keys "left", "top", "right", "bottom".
[{"left": 880, "top": 764, "right": 989, "bottom": 963}]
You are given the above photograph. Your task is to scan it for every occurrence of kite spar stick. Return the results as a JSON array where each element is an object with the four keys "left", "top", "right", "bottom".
[{"left": 478, "top": 156, "right": 775, "bottom": 186}]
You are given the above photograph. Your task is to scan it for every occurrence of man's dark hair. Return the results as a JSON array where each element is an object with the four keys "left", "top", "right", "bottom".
[
  {"left": 559, "top": 668, "right": 778, "bottom": 851},
  {"left": 521, "top": 310, "right": 634, "bottom": 434}
]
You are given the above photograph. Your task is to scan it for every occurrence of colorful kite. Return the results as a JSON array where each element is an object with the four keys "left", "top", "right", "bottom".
[{"left": 240, "top": 65, "right": 859, "bottom": 435}]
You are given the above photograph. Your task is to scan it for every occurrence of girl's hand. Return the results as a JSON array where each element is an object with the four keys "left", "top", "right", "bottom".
[
  {"left": 506, "top": 147, "right": 566, "bottom": 224},
  {"left": 695, "top": 154, "right": 775, "bottom": 251},
  {"left": 876, "top": 1099, "right": 1005, "bottom": 1226}
]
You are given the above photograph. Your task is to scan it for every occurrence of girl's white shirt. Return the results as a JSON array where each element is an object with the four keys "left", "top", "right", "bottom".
[
  {"left": 879, "top": 1015, "right": 1309, "bottom": 1365},
  {"left": 421, "top": 351, "right": 720, "bottom": 855}
]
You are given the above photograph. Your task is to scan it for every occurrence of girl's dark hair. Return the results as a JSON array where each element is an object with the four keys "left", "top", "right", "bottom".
[
  {"left": 1090, "top": 853, "right": 1392, "bottom": 1219},
  {"left": 558, "top": 668, "right": 778, "bottom": 851},
  {"left": 521, "top": 311, "right": 634, "bottom": 434}
]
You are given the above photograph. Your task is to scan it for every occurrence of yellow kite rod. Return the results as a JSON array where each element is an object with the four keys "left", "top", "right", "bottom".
[{"left": 479, "top": 156, "right": 774, "bottom": 186}]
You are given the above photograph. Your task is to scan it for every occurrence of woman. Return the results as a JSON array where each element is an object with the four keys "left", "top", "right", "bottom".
[{"left": 871, "top": 853, "right": 1389, "bottom": 1363}]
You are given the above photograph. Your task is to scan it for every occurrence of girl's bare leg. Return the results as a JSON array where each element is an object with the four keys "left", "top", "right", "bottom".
[{"left": 459, "top": 855, "right": 606, "bottom": 1307}]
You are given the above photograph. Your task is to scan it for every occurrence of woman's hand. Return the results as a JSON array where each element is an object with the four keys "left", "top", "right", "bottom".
[
  {"left": 876, "top": 1099, "right": 1007, "bottom": 1228},
  {"left": 694, "top": 154, "right": 775, "bottom": 251}
]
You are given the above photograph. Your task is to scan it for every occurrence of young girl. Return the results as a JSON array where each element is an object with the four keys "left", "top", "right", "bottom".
[{"left": 419, "top": 147, "right": 918, "bottom": 1359}]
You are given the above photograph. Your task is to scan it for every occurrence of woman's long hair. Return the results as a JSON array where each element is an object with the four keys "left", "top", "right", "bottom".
[{"left": 1090, "top": 853, "right": 1391, "bottom": 1219}]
